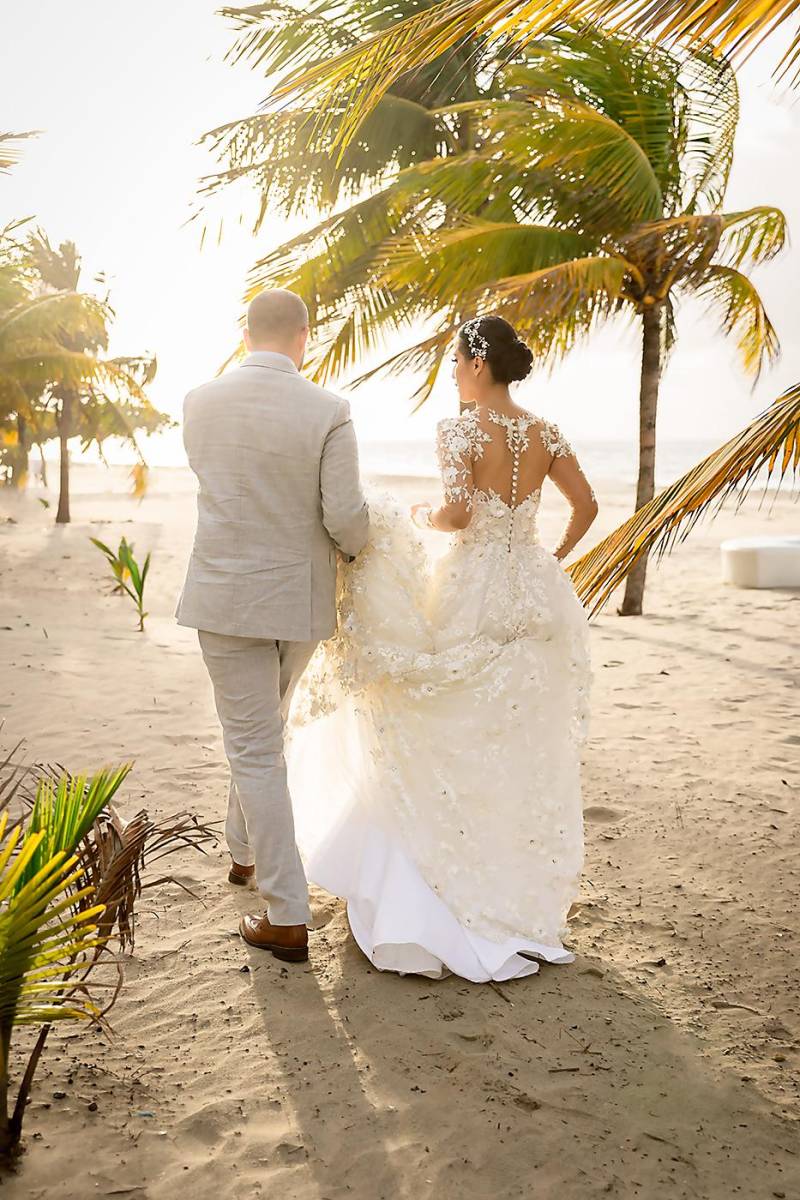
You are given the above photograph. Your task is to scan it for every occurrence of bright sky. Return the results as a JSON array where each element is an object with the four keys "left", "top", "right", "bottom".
[{"left": 1, "top": 2, "right": 798, "bottom": 464}]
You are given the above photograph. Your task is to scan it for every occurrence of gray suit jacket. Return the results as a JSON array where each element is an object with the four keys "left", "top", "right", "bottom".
[{"left": 176, "top": 351, "right": 369, "bottom": 642}]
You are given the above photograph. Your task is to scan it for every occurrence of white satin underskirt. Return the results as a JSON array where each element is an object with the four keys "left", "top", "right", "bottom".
[{"left": 304, "top": 808, "right": 575, "bottom": 983}]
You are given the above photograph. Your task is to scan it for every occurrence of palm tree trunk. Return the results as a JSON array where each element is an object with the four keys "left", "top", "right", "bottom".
[
  {"left": 9, "top": 1024, "right": 50, "bottom": 1150},
  {"left": 12, "top": 414, "right": 29, "bottom": 488},
  {"left": 0, "top": 1029, "right": 12, "bottom": 1160},
  {"left": 35, "top": 443, "right": 48, "bottom": 489},
  {"left": 619, "top": 303, "right": 662, "bottom": 616},
  {"left": 56, "top": 394, "right": 72, "bottom": 525}
]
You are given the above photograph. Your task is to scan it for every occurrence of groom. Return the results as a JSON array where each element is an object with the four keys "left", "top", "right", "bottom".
[{"left": 176, "top": 288, "right": 369, "bottom": 962}]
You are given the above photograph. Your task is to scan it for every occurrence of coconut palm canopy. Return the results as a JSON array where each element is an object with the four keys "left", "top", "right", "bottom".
[
  {"left": 208, "top": 16, "right": 790, "bottom": 613},
  {"left": 24, "top": 235, "right": 159, "bottom": 420},
  {"left": 268, "top": 0, "right": 800, "bottom": 148},
  {"left": 0, "top": 249, "right": 116, "bottom": 485},
  {"left": 216, "top": 26, "right": 783, "bottom": 412}
]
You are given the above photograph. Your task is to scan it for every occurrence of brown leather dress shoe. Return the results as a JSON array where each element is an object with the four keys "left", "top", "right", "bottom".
[
  {"left": 239, "top": 912, "right": 309, "bottom": 963},
  {"left": 228, "top": 860, "right": 255, "bottom": 886}
]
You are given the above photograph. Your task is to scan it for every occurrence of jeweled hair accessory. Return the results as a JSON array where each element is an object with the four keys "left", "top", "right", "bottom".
[{"left": 462, "top": 317, "right": 489, "bottom": 361}]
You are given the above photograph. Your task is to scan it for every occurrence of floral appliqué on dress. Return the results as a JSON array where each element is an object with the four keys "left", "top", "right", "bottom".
[{"left": 435, "top": 410, "right": 491, "bottom": 508}]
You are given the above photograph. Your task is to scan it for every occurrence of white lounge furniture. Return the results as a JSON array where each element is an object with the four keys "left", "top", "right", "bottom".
[{"left": 720, "top": 535, "right": 800, "bottom": 589}]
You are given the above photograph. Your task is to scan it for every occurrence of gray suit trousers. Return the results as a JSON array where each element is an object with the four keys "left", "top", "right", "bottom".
[{"left": 199, "top": 631, "right": 317, "bottom": 926}]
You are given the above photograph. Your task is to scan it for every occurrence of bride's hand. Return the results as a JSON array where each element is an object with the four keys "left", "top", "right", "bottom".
[{"left": 411, "top": 503, "right": 433, "bottom": 530}]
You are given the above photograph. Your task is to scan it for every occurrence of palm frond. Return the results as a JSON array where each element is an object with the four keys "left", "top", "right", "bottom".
[
  {"left": 430, "top": 89, "right": 665, "bottom": 228},
  {"left": 619, "top": 213, "right": 724, "bottom": 293},
  {"left": 0, "top": 291, "right": 109, "bottom": 350},
  {"left": 694, "top": 265, "right": 779, "bottom": 380},
  {"left": 718, "top": 205, "right": 788, "bottom": 270},
  {"left": 0, "top": 347, "right": 105, "bottom": 393},
  {"left": 522, "top": 90, "right": 665, "bottom": 224},
  {"left": 504, "top": 29, "right": 683, "bottom": 206},
  {"left": 345, "top": 321, "right": 459, "bottom": 408},
  {"left": 26, "top": 233, "right": 82, "bottom": 293},
  {"left": 199, "top": 94, "right": 444, "bottom": 227},
  {"left": 18, "top": 767, "right": 132, "bottom": 894},
  {"left": 270, "top": 0, "right": 800, "bottom": 143},
  {"left": 0, "top": 815, "right": 105, "bottom": 1029},
  {"left": 0, "top": 743, "right": 32, "bottom": 822},
  {"left": 340, "top": 253, "right": 632, "bottom": 403},
  {"left": 244, "top": 179, "right": 423, "bottom": 317},
  {"left": 680, "top": 51, "right": 739, "bottom": 213},
  {"left": 304, "top": 293, "right": 421, "bottom": 385},
  {"left": 221, "top": 0, "right": 361, "bottom": 77},
  {"left": 568, "top": 381, "right": 800, "bottom": 616},
  {"left": 79, "top": 803, "right": 219, "bottom": 955},
  {"left": 378, "top": 219, "right": 590, "bottom": 303},
  {"left": 613, "top": 0, "right": 800, "bottom": 85},
  {"left": 473, "top": 255, "right": 634, "bottom": 370},
  {"left": 486, "top": 252, "right": 631, "bottom": 320},
  {"left": 0, "top": 132, "right": 38, "bottom": 175},
  {"left": 269, "top": 0, "right": 506, "bottom": 148}
]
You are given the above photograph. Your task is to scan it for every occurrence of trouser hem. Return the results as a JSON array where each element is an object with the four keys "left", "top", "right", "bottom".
[{"left": 266, "top": 900, "right": 313, "bottom": 927}]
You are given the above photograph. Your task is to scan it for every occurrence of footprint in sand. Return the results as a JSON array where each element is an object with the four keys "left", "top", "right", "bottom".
[{"left": 584, "top": 805, "right": 626, "bottom": 824}]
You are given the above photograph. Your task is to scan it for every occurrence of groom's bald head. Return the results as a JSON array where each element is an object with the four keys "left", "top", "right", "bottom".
[{"left": 244, "top": 289, "right": 309, "bottom": 367}]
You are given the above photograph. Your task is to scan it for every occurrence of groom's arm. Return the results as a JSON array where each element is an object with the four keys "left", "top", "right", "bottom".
[{"left": 320, "top": 398, "right": 369, "bottom": 558}]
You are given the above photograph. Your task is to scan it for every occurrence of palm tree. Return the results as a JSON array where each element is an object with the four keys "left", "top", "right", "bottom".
[
  {"left": 0, "top": 245, "right": 112, "bottom": 490},
  {"left": 219, "top": 27, "right": 785, "bottom": 613},
  {"left": 260, "top": 0, "right": 799, "bottom": 605},
  {"left": 1, "top": 141, "right": 166, "bottom": 506},
  {"left": 22, "top": 233, "right": 167, "bottom": 523}
]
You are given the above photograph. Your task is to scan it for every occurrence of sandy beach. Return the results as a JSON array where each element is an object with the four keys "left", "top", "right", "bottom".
[{"left": 1, "top": 464, "right": 798, "bottom": 1200}]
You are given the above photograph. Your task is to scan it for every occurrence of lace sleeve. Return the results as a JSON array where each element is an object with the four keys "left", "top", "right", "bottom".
[
  {"left": 539, "top": 419, "right": 574, "bottom": 459},
  {"left": 436, "top": 413, "right": 483, "bottom": 508}
]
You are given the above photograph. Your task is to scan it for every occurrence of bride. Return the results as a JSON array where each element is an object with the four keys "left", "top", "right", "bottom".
[{"left": 287, "top": 315, "right": 599, "bottom": 982}]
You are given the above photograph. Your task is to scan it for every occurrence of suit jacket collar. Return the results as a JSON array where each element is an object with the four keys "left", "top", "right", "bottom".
[{"left": 242, "top": 350, "right": 298, "bottom": 375}]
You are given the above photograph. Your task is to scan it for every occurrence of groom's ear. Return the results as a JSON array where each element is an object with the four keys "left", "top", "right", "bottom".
[{"left": 243, "top": 327, "right": 252, "bottom": 353}]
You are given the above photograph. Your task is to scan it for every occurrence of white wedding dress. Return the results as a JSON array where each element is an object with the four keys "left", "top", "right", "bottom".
[{"left": 287, "top": 409, "right": 592, "bottom": 982}]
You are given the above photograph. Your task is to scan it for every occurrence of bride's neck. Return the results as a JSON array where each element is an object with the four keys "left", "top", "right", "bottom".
[{"left": 471, "top": 385, "right": 514, "bottom": 413}]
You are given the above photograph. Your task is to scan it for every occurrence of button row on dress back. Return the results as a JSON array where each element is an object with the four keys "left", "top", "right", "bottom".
[
  {"left": 510, "top": 438, "right": 524, "bottom": 551},
  {"left": 486, "top": 411, "right": 535, "bottom": 552}
]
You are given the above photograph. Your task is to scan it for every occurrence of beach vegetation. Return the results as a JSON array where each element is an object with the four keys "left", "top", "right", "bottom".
[
  {"left": 0, "top": 747, "right": 216, "bottom": 1163},
  {"left": 90, "top": 536, "right": 151, "bottom": 630}
]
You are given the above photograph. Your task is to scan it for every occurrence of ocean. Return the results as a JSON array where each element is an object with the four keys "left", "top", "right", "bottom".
[
  {"left": 40, "top": 437, "right": 795, "bottom": 498},
  {"left": 358, "top": 437, "right": 786, "bottom": 490}
]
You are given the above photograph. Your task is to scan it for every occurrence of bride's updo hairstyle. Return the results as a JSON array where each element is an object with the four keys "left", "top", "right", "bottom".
[{"left": 458, "top": 315, "right": 534, "bottom": 384}]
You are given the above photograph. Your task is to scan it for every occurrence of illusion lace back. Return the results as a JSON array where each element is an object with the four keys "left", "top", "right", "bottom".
[{"left": 287, "top": 408, "right": 592, "bottom": 982}]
